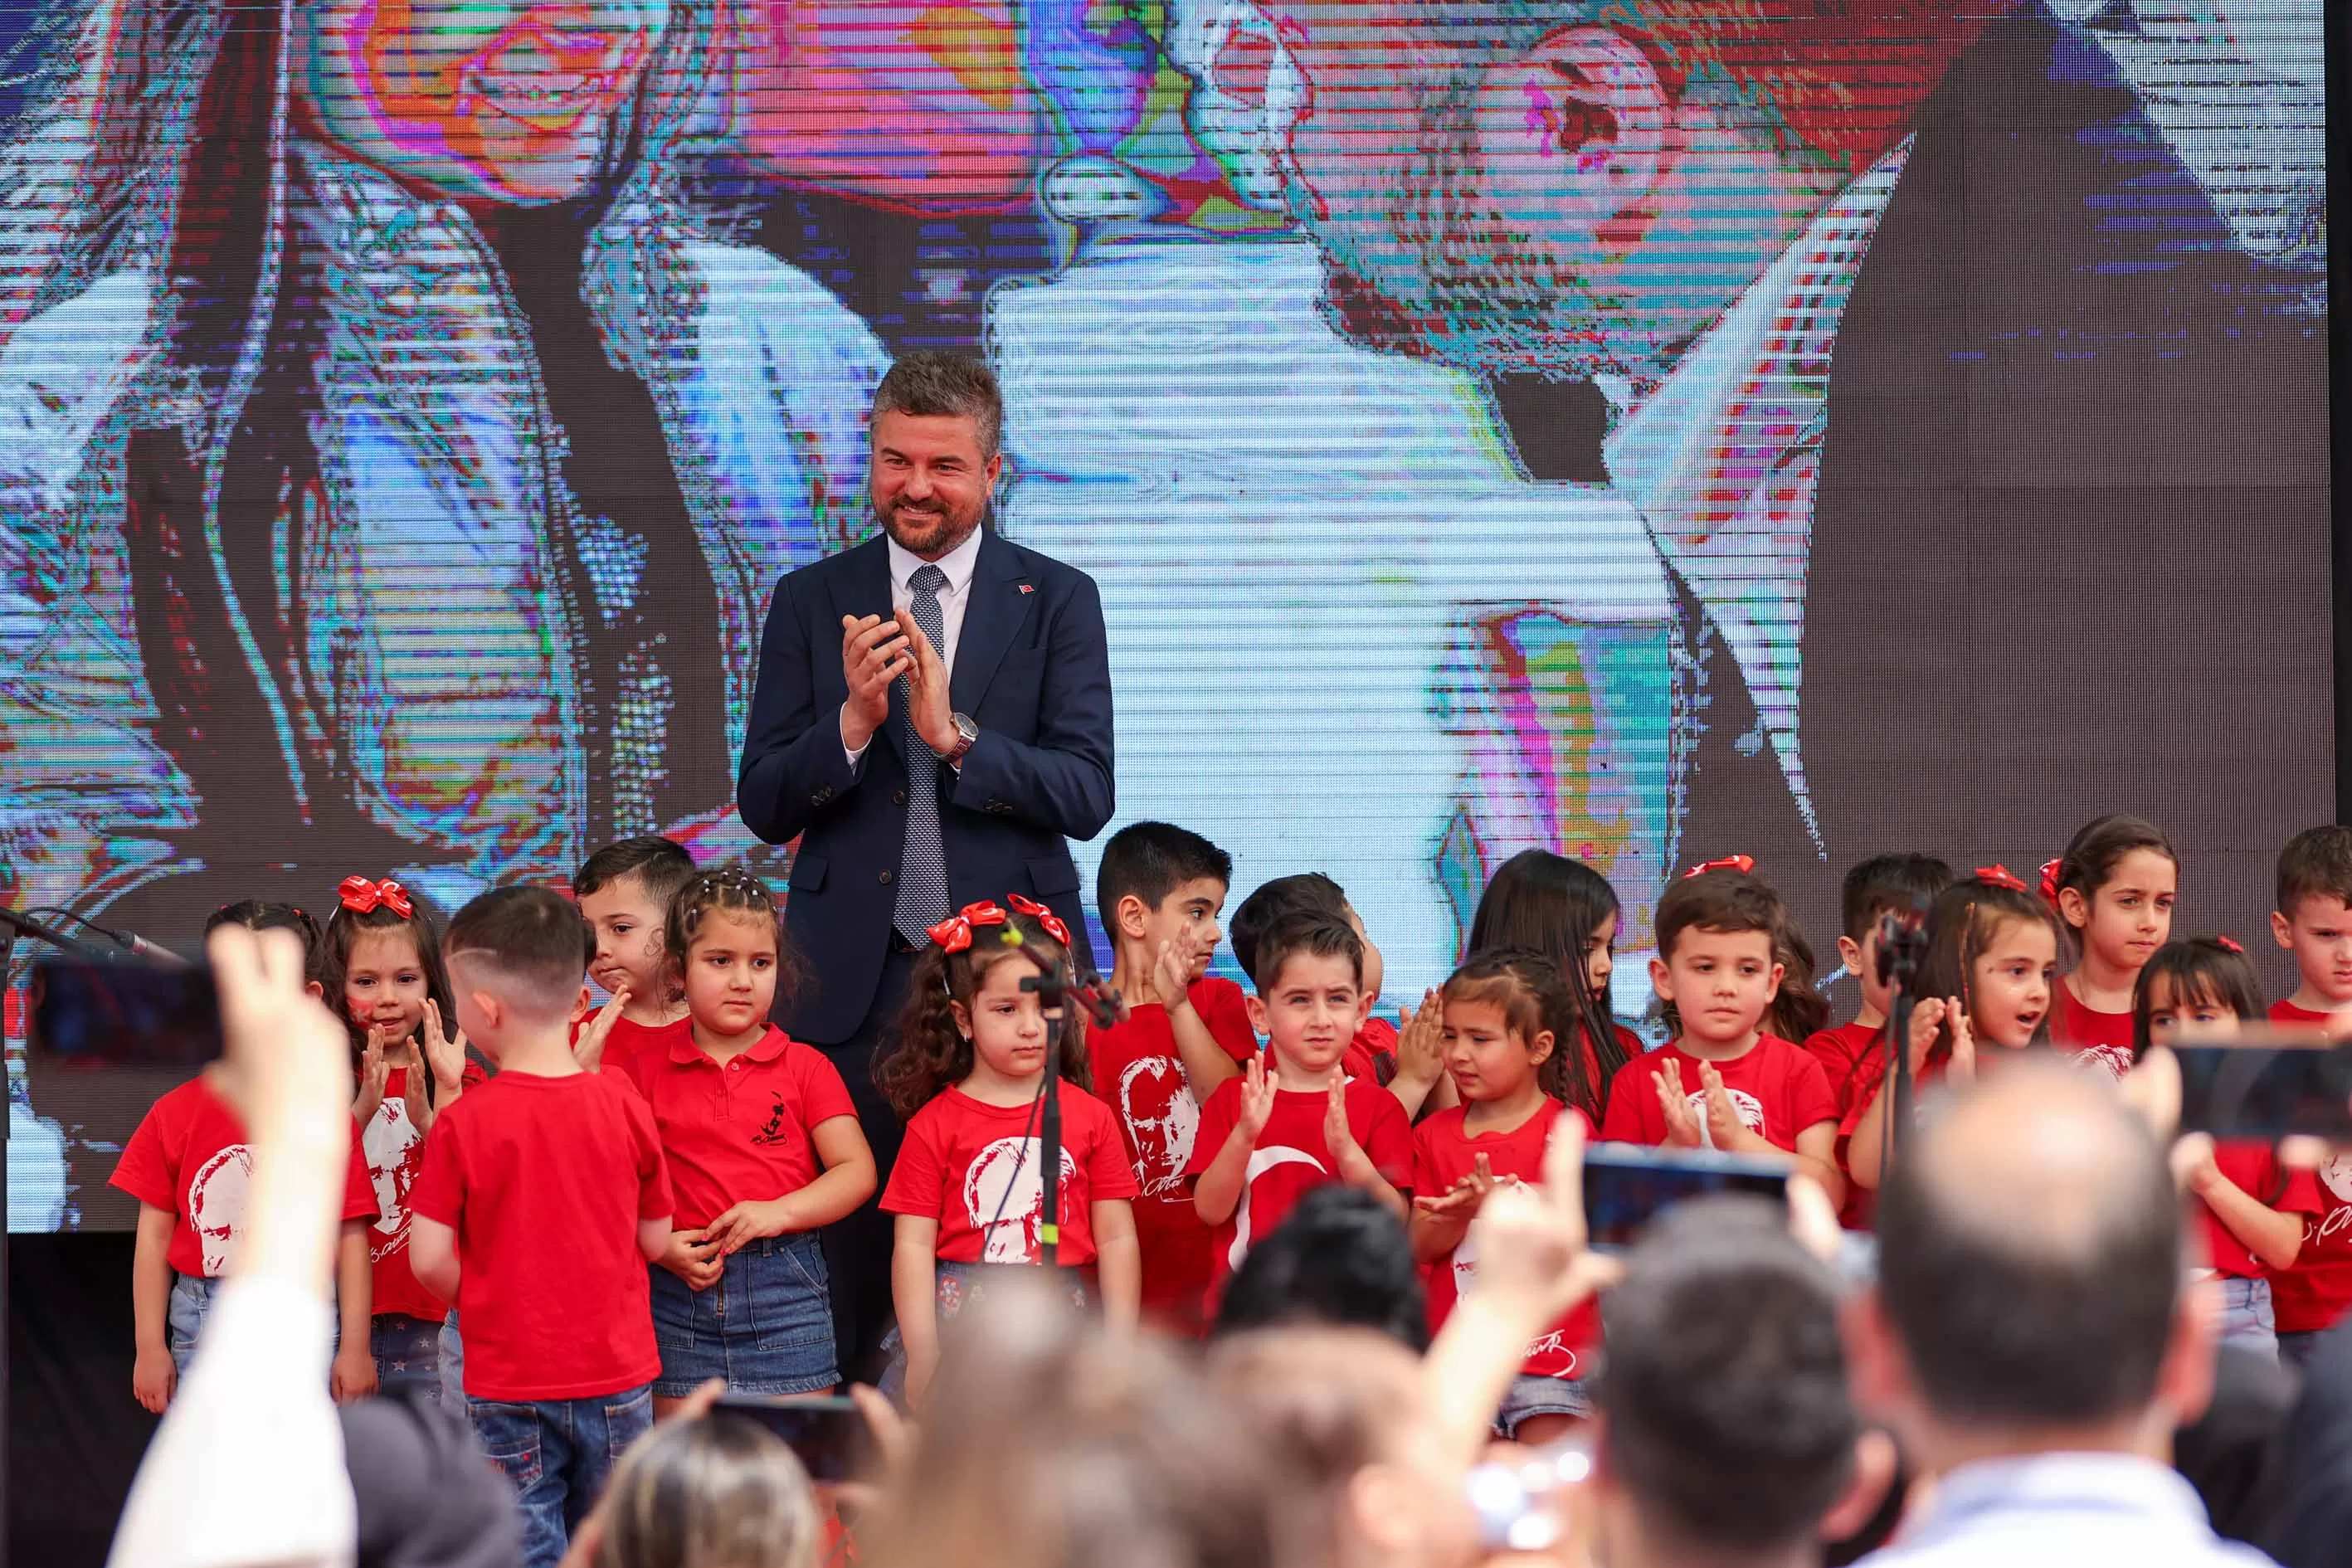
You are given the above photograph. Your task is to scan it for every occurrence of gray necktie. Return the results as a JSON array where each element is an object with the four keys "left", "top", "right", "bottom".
[{"left": 894, "top": 564, "right": 952, "bottom": 942}]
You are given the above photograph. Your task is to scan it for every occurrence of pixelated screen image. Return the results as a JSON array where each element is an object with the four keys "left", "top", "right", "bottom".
[{"left": 0, "top": 0, "right": 2331, "bottom": 1229}]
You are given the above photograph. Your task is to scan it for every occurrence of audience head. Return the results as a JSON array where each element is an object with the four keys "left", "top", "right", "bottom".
[
  {"left": 1593, "top": 1197, "right": 1864, "bottom": 1566},
  {"left": 869, "top": 1274, "right": 1285, "bottom": 1568},
  {"left": 587, "top": 1413, "right": 822, "bottom": 1568},
  {"left": 1232, "top": 874, "right": 1381, "bottom": 1006},
  {"left": 1439, "top": 948, "right": 1588, "bottom": 1118},
  {"left": 1909, "top": 872, "right": 2062, "bottom": 1059},
  {"left": 1465, "top": 850, "right": 1632, "bottom": 1102},
  {"left": 1648, "top": 865, "right": 1786, "bottom": 1049},
  {"left": 2272, "top": 825, "right": 2352, "bottom": 1006},
  {"left": 312, "top": 876, "right": 455, "bottom": 1059},
  {"left": 665, "top": 868, "right": 801, "bottom": 1042},
  {"left": 442, "top": 886, "right": 596, "bottom": 1047},
  {"left": 1208, "top": 1327, "right": 1473, "bottom": 1568},
  {"left": 1214, "top": 1186, "right": 1429, "bottom": 1351},
  {"left": 2132, "top": 937, "right": 2263, "bottom": 1054},
  {"left": 1246, "top": 912, "right": 1369, "bottom": 1074},
  {"left": 1839, "top": 854, "right": 1956, "bottom": 1018},
  {"left": 1097, "top": 821, "right": 1234, "bottom": 984},
  {"left": 341, "top": 1391, "right": 526, "bottom": 1568},
  {"left": 574, "top": 835, "right": 698, "bottom": 1009},
  {"left": 877, "top": 900, "right": 1090, "bottom": 1118},
  {"left": 1862, "top": 1061, "right": 2210, "bottom": 1463},
  {"left": 2046, "top": 814, "right": 2179, "bottom": 970}
]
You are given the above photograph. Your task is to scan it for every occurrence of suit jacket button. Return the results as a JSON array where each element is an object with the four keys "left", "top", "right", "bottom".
[
  {"left": 894, "top": 790, "right": 908, "bottom": 805},
  {"left": 879, "top": 869, "right": 894, "bottom": 885}
]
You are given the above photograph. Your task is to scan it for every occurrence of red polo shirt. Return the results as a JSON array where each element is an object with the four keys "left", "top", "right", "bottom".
[{"left": 619, "top": 1025, "right": 859, "bottom": 1230}]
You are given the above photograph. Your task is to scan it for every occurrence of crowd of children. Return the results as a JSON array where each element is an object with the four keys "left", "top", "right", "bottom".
[{"left": 112, "top": 812, "right": 2352, "bottom": 1566}]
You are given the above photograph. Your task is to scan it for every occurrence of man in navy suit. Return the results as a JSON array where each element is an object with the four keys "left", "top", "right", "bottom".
[{"left": 737, "top": 351, "right": 1115, "bottom": 1371}]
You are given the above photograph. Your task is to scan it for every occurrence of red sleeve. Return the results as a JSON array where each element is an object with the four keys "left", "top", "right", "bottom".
[
  {"left": 625, "top": 1085, "right": 674, "bottom": 1221},
  {"left": 791, "top": 1042, "right": 859, "bottom": 1129},
  {"left": 340, "top": 1118, "right": 378, "bottom": 1223},
  {"left": 1360, "top": 1088, "right": 1415, "bottom": 1195},
  {"left": 1785, "top": 1049, "right": 1838, "bottom": 1137},
  {"left": 2277, "top": 1162, "right": 2326, "bottom": 1218},
  {"left": 409, "top": 1109, "right": 466, "bottom": 1229},
  {"left": 1079, "top": 1093, "right": 1140, "bottom": 1201},
  {"left": 881, "top": 1102, "right": 949, "bottom": 1218},
  {"left": 1194, "top": 979, "right": 1259, "bottom": 1062},
  {"left": 110, "top": 1095, "right": 181, "bottom": 1210},
  {"left": 1186, "top": 1077, "right": 1244, "bottom": 1179},
  {"left": 1600, "top": 1058, "right": 1657, "bottom": 1144}
]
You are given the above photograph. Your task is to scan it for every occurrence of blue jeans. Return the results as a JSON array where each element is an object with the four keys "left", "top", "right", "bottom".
[
  {"left": 438, "top": 1311, "right": 465, "bottom": 1415},
  {"left": 2218, "top": 1276, "right": 2277, "bottom": 1359},
  {"left": 372, "top": 1313, "right": 444, "bottom": 1400},
  {"left": 648, "top": 1231, "right": 836, "bottom": 1397},
  {"left": 469, "top": 1384, "right": 654, "bottom": 1568},
  {"left": 168, "top": 1273, "right": 340, "bottom": 1376}
]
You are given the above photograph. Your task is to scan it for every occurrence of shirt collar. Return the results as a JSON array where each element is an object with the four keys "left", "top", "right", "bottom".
[
  {"left": 885, "top": 524, "right": 984, "bottom": 598},
  {"left": 1904, "top": 1451, "right": 2217, "bottom": 1541},
  {"left": 666, "top": 1025, "right": 788, "bottom": 1066},
  {"left": 1604, "top": 140, "right": 1911, "bottom": 850}
]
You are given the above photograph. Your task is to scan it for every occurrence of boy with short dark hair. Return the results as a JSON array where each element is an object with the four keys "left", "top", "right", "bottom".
[
  {"left": 1088, "top": 822, "right": 1257, "bottom": 1332},
  {"left": 2268, "top": 826, "right": 2352, "bottom": 1364},
  {"left": 572, "top": 835, "right": 698, "bottom": 1073},
  {"left": 408, "top": 887, "right": 674, "bottom": 1568},
  {"left": 1598, "top": 868, "right": 1842, "bottom": 1207},
  {"left": 1187, "top": 913, "right": 1414, "bottom": 1309}
]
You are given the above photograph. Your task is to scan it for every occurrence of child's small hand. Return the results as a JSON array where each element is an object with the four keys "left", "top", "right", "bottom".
[
  {"left": 353, "top": 1028, "right": 390, "bottom": 1122},
  {"left": 1655, "top": 1069, "right": 1703, "bottom": 1147},
  {"left": 702, "top": 1198, "right": 795, "bottom": 1255},
  {"left": 572, "top": 987, "right": 632, "bottom": 1074},
  {"left": 1945, "top": 1001, "right": 1977, "bottom": 1084},
  {"left": 1236, "top": 1054, "right": 1277, "bottom": 1143},
  {"left": 1412, "top": 1156, "right": 1502, "bottom": 1218},
  {"left": 1698, "top": 1061, "right": 1751, "bottom": 1149},
  {"left": 421, "top": 998, "right": 470, "bottom": 1094},
  {"left": 1394, "top": 988, "right": 1445, "bottom": 1088},
  {"left": 331, "top": 1341, "right": 378, "bottom": 1404},
  {"left": 132, "top": 1345, "right": 176, "bottom": 1414},
  {"left": 1152, "top": 940, "right": 1193, "bottom": 1015},
  {"left": 1906, "top": 997, "right": 1948, "bottom": 1074},
  {"left": 1325, "top": 1078, "right": 1371, "bottom": 1181},
  {"left": 659, "top": 1229, "right": 724, "bottom": 1291}
]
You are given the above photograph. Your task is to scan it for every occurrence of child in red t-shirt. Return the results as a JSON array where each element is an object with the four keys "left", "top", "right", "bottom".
[
  {"left": 622, "top": 869, "right": 874, "bottom": 1413},
  {"left": 572, "top": 835, "right": 699, "bottom": 1074},
  {"left": 874, "top": 898, "right": 1141, "bottom": 1410},
  {"left": 2043, "top": 814, "right": 2179, "bottom": 1079},
  {"left": 314, "top": 875, "right": 480, "bottom": 1401},
  {"left": 1843, "top": 869, "right": 2061, "bottom": 1203},
  {"left": 113, "top": 899, "right": 380, "bottom": 1413},
  {"left": 2266, "top": 826, "right": 2352, "bottom": 1364},
  {"left": 1189, "top": 912, "right": 1415, "bottom": 1308},
  {"left": 1462, "top": 849, "right": 1644, "bottom": 1125},
  {"left": 1410, "top": 951, "right": 1597, "bottom": 1445},
  {"left": 409, "top": 888, "right": 674, "bottom": 1568},
  {"left": 1597, "top": 864, "right": 1841, "bottom": 1206},
  {"left": 2135, "top": 937, "right": 2318, "bottom": 1361},
  {"left": 1085, "top": 822, "right": 1259, "bottom": 1333}
]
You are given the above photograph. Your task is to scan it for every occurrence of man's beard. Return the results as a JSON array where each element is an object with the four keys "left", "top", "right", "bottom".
[{"left": 876, "top": 491, "right": 983, "bottom": 557}]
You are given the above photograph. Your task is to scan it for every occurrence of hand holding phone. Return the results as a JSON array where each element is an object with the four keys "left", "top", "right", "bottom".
[
  {"left": 709, "top": 1393, "right": 868, "bottom": 1483},
  {"left": 1582, "top": 1143, "right": 1790, "bottom": 1253}
]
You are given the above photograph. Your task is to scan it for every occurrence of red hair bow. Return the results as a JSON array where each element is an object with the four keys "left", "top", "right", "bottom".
[
  {"left": 1683, "top": 855, "right": 1755, "bottom": 879},
  {"left": 1975, "top": 864, "right": 2028, "bottom": 894},
  {"left": 2217, "top": 934, "right": 2244, "bottom": 955},
  {"left": 2038, "top": 859, "right": 2063, "bottom": 903},
  {"left": 338, "top": 875, "right": 413, "bottom": 919},
  {"left": 1006, "top": 894, "right": 1072, "bottom": 949},
  {"left": 927, "top": 901, "right": 1008, "bottom": 955}
]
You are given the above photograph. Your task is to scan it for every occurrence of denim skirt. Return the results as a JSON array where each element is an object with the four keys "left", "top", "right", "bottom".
[{"left": 648, "top": 1230, "right": 837, "bottom": 1397}]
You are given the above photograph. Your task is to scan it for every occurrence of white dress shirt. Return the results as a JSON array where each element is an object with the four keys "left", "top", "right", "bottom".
[
  {"left": 1858, "top": 1451, "right": 2280, "bottom": 1568},
  {"left": 844, "top": 523, "right": 983, "bottom": 767}
]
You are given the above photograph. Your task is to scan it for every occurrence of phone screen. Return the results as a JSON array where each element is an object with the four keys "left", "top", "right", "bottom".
[
  {"left": 1583, "top": 1146, "right": 1790, "bottom": 1252},
  {"left": 28, "top": 957, "right": 222, "bottom": 1072},
  {"left": 2174, "top": 1040, "right": 2352, "bottom": 1139},
  {"left": 709, "top": 1394, "right": 866, "bottom": 1483}
]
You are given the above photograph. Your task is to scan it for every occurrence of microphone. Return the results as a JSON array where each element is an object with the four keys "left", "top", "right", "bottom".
[
  {"left": 25, "top": 908, "right": 193, "bottom": 966},
  {"left": 996, "top": 928, "right": 1124, "bottom": 1028},
  {"left": 0, "top": 906, "right": 116, "bottom": 960}
]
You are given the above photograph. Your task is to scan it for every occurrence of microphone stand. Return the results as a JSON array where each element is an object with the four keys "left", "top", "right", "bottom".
[
  {"left": 1003, "top": 933, "right": 1121, "bottom": 1270},
  {"left": 1876, "top": 909, "right": 1930, "bottom": 1178}
]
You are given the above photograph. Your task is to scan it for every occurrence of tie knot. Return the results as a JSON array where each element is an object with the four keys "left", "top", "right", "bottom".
[{"left": 910, "top": 564, "right": 948, "bottom": 597}]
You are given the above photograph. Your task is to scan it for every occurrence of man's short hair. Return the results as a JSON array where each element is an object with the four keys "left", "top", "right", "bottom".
[
  {"left": 1877, "top": 1061, "right": 2181, "bottom": 1425},
  {"left": 444, "top": 886, "right": 594, "bottom": 1021},
  {"left": 1249, "top": 911, "right": 1362, "bottom": 996},
  {"left": 2277, "top": 825, "right": 2352, "bottom": 918},
  {"left": 1095, "top": 822, "right": 1234, "bottom": 928},
  {"left": 1653, "top": 867, "right": 1785, "bottom": 962},
  {"left": 573, "top": 835, "right": 697, "bottom": 908},
  {"left": 871, "top": 350, "right": 1004, "bottom": 460},
  {"left": 1212, "top": 1186, "right": 1429, "bottom": 1351},
  {"left": 1230, "top": 874, "right": 1349, "bottom": 990},
  {"left": 1596, "top": 1196, "right": 1857, "bottom": 1556},
  {"left": 1840, "top": 854, "right": 1955, "bottom": 943}
]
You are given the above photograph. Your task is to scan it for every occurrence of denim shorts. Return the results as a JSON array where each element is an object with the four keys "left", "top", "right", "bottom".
[
  {"left": 648, "top": 1231, "right": 836, "bottom": 1398},
  {"left": 1497, "top": 1373, "right": 1592, "bottom": 1438},
  {"left": 168, "top": 1273, "right": 340, "bottom": 1376},
  {"left": 2216, "top": 1275, "right": 2277, "bottom": 1358}
]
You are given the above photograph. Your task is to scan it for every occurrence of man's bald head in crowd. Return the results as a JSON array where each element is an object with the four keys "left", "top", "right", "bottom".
[{"left": 1875, "top": 1061, "right": 2190, "bottom": 1429}]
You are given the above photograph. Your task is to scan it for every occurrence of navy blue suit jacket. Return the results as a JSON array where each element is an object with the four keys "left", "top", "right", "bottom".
[{"left": 737, "top": 528, "right": 1116, "bottom": 1043}]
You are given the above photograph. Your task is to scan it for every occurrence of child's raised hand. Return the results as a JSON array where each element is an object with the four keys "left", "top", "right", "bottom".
[
  {"left": 1236, "top": 1053, "right": 1277, "bottom": 1142},
  {"left": 421, "top": 998, "right": 469, "bottom": 1094},
  {"left": 1415, "top": 1155, "right": 1502, "bottom": 1218},
  {"left": 1906, "top": 997, "right": 1948, "bottom": 1074},
  {"left": 1945, "top": 1000, "right": 1977, "bottom": 1084},
  {"left": 658, "top": 1228, "right": 724, "bottom": 1292},
  {"left": 1394, "top": 988, "right": 1445, "bottom": 1086},
  {"left": 1698, "top": 1061, "right": 1749, "bottom": 1148},
  {"left": 132, "top": 1344, "right": 176, "bottom": 1414},
  {"left": 1151, "top": 939, "right": 1193, "bottom": 1015},
  {"left": 572, "top": 986, "right": 631, "bottom": 1074},
  {"left": 353, "top": 1027, "right": 389, "bottom": 1122},
  {"left": 1655, "top": 1068, "right": 1703, "bottom": 1147}
]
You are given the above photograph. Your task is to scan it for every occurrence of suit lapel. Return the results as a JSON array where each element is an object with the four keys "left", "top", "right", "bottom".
[{"left": 951, "top": 529, "right": 1036, "bottom": 714}]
